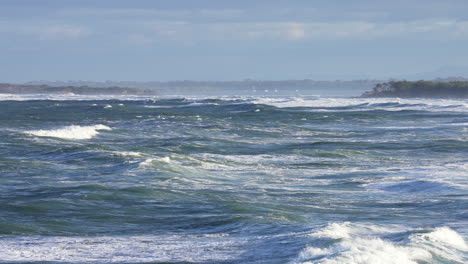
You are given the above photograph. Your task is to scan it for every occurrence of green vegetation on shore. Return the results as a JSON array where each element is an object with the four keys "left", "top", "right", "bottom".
[
  {"left": 0, "top": 83, "right": 155, "bottom": 95},
  {"left": 362, "top": 81, "right": 468, "bottom": 98},
  {"left": 3, "top": 80, "right": 468, "bottom": 98},
  {"left": 26, "top": 79, "right": 380, "bottom": 96}
]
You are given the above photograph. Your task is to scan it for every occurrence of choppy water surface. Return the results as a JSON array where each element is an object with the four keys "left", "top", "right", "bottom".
[{"left": 0, "top": 95, "right": 467, "bottom": 263}]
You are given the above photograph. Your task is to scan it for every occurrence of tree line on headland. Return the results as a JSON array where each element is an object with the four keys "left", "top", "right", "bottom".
[
  {"left": 362, "top": 81, "right": 468, "bottom": 98},
  {"left": 2, "top": 79, "right": 468, "bottom": 97},
  {"left": 1, "top": 80, "right": 380, "bottom": 96},
  {"left": 0, "top": 83, "right": 155, "bottom": 95}
]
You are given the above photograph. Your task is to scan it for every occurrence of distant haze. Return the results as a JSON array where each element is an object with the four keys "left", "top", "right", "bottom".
[
  {"left": 22, "top": 77, "right": 468, "bottom": 97},
  {"left": 1, "top": 0, "right": 468, "bottom": 82}
]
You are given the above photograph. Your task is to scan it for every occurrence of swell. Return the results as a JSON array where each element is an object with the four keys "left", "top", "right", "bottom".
[{"left": 0, "top": 97, "right": 466, "bottom": 263}]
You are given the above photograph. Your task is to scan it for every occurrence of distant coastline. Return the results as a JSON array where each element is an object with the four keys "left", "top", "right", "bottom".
[
  {"left": 2, "top": 80, "right": 381, "bottom": 96},
  {"left": 362, "top": 81, "right": 468, "bottom": 98},
  {"left": 24, "top": 79, "right": 380, "bottom": 96},
  {"left": 0, "top": 83, "right": 155, "bottom": 95},
  {"left": 2, "top": 78, "right": 468, "bottom": 97}
]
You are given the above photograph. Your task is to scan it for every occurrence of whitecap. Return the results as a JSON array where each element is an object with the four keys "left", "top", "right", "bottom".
[
  {"left": 138, "top": 156, "right": 171, "bottom": 168},
  {"left": 251, "top": 97, "right": 468, "bottom": 112},
  {"left": 293, "top": 223, "right": 467, "bottom": 264},
  {"left": 25, "top": 124, "right": 111, "bottom": 140},
  {"left": 112, "top": 151, "right": 143, "bottom": 157},
  {"left": 0, "top": 234, "right": 246, "bottom": 263},
  {"left": 296, "top": 238, "right": 430, "bottom": 264},
  {"left": 415, "top": 226, "right": 467, "bottom": 251},
  {"left": 407, "top": 227, "right": 468, "bottom": 263}
]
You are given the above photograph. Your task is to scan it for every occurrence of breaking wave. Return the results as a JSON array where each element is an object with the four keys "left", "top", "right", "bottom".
[
  {"left": 0, "top": 234, "right": 246, "bottom": 263},
  {"left": 293, "top": 223, "right": 467, "bottom": 264},
  {"left": 25, "top": 124, "right": 111, "bottom": 140}
]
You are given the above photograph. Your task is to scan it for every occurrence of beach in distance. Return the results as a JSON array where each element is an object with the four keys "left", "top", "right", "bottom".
[{"left": 0, "top": 92, "right": 467, "bottom": 263}]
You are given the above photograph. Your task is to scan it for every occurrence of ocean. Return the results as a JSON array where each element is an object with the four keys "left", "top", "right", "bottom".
[{"left": 0, "top": 94, "right": 467, "bottom": 263}]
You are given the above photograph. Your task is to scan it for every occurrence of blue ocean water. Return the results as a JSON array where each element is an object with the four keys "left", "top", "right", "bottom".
[{"left": 0, "top": 94, "right": 467, "bottom": 263}]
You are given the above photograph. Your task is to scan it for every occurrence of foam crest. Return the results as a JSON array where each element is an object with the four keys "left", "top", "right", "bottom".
[
  {"left": 312, "top": 222, "right": 353, "bottom": 239},
  {"left": 0, "top": 234, "right": 245, "bottom": 263},
  {"left": 0, "top": 93, "right": 157, "bottom": 101},
  {"left": 418, "top": 227, "right": 468, "bottom": 251},
  {"left": 294, "top": 223, "right": 467, "bottom": 264},
  {"left": 138, "top": 156, "right": 171, "bottom": 167},
  {"left": 252, "top": 97, "right": 468, "bottom": 112},
  {"left": 296, "top": 238, "right": 430, "bottom": 264},
  {"left": 26, "top": 124, "right": 111, "bottom": 140},
  {"left": 408, "top": 227, "right": 468, "bottom": 263},
  {"left": 310, "top": 222, "right": 397, "bottom": 240},
  {"left": 112, "top": 151, "right": 143, "bottom": 157}
]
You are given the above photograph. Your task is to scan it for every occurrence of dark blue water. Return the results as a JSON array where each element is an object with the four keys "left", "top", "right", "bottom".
[{"left": 0, "top": 95, "right": 467, "bottom": 263}]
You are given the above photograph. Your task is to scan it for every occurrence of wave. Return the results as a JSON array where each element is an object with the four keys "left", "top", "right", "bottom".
[
  {"left": 377, "top": 180, "right": 452, "bottom": 194},
  {"left": 0, "top": 233, "right": 246, "bottom": 263},
  {"left": 138, "top": 156, "right": 171, "bottom": 168},
  {"left": 252, "top": 97, "right": 468, "bottom": 112},
  {"left": 293, "top": 222, "right": 467, "bottom": 264},
  {"left": 111, "top": 151, "right": 143, "bottom": 157},
  {"left": 2, "top": 95, "right": 467, "bottom": 114},
  {"left": 25, "top": 124, "right": 111, "bottom": 140},
  {"left": 0, "top": 93, "right": 157, "bottom": 101}
]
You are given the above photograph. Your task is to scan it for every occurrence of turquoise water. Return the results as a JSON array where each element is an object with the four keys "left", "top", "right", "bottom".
[{"left": 0, "top": 95, "right": 467, "bottom": 263}]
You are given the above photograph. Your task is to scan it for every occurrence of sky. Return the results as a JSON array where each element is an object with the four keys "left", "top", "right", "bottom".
[{"left": 1, "top": 0, "right": 468, "bottom": 82}]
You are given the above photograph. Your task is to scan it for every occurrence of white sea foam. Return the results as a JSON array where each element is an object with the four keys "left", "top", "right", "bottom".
[
  {"left": 293, "top": 223, "right": 467, "bottom": 264},
  {"left": 310, "top": 222, "right": 400, "bottom": 240},
  {"left": 0, "top": 234, "right": 246, "bottom": 263},
  {"left": 2, "top": 94, "right": 467, "bottom": 113},
  {"left": 408, "top": 227, "right": 468, "bottom": 263},
  {"left": 112, "top": 151, "right": 143, "bottom": 157},
  {"left": 138, "top": 156, "right": 171, "bottom": 167},
  {"left": 296, "top": 239, "right": 430, "bottom": 264},
  {"left": 144, "top": 105, "right": 173, "bottom": 108},
  {"left": 252, "top": 97, "right": 468, "bottom": 112},
  {"left": 25, "top": 124, "right": 111, "bottom": 140},
  {"left": 0, "top": 93, "right": 158, "bottom": 101},
  {"left": 416, "top": 227, "right": 468, "bottom": 251},
  {"left": 177, "top": 102, "right": 219, "bottom": 107}
]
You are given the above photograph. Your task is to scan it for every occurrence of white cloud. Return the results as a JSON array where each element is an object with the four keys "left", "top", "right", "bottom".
[
  {"left": 130, "top": 19, "right": 468, "bottom": 43},
  {"left": 454, "top": 21, "right": 468, "bottom": 36},
  {"left": 5, "top": 17, "right": 461, "bottom": 46},
  {"left": 0, "top": 21, "right": 91, "bottom": 40},
  {"left": 35, "top": 25, "right": 91, "bottom": 40},
  {"left": 56, "top": 7, "right": 244, "bottom": 22},
  {"left": 199, "top": 9, "right": 245, "bottom": 19},
  {"left": 127, "top": 34, "right": 155, "bottom": 45},
  {"left": 301, "top": 22, "right": 375, "bottom": 39},
  {"left": 286, "top": 23, "right": 305, "bottom": 40}
]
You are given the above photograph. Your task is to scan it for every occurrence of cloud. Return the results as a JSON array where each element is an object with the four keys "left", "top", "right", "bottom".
[
  {"left": 129, "top": 19, "right": 468, "bottom": 44},
  {"left": 455, "top": 21, "right": 468, "bottom": 36},
  {"left": 0, "top": 21, "right": 91, "bottom": 40},
  {"left": 35, "top": 25, "right": 91, "bottom": 40},
  {"left": 198, "top": 9, "right": 245, "bottom": 20},
  {"left": 56, "top": 7, "right": 244, "bottom": 22},
  {"left": 127, "top": 34, "right": 155, "bottom": 45},
  {"left": 5, "top": 17, "right": 463, "bottom": 46},
  {"left": 300, "top": 22, "right": 374, "bottom": 39},
  {"left": 286, "top": 23, "right": 305, "bottom": 40}
]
